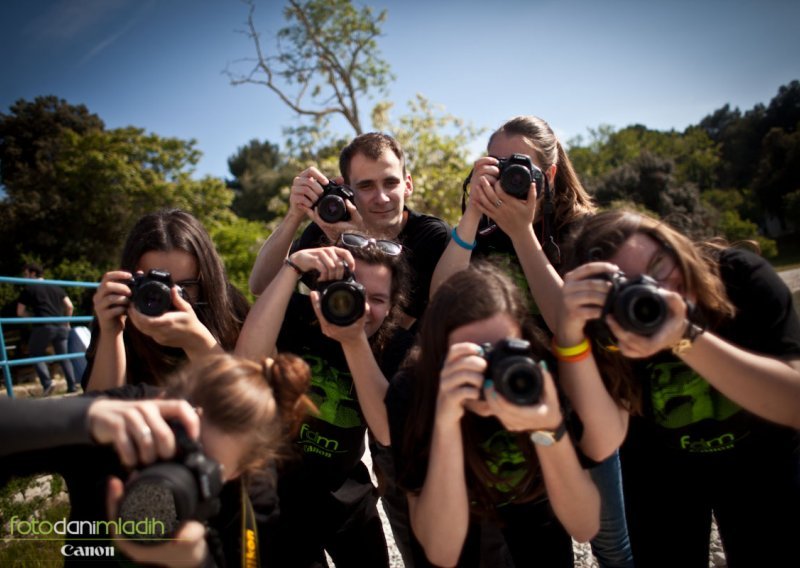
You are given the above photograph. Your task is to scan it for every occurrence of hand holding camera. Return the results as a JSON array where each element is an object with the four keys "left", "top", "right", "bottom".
[
  {"left": 438, "top": 339, "right": 560, "bottom": 433},
  {"left": 93, "top": 270, "right": 135, "bottom": 333},
  {"left": 466, "top": 154, "right": 543, "bottom": 239},
  {"left": 105, "top": 419, "right": 218, "bottom": 566},
  {"left": 123, "top": 270, "right": 217, "bottom": 356}
]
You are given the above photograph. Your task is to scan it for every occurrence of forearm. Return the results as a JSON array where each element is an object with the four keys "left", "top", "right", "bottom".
[
  {"left": 536, "top": 438, "right": 600, "bottom": 542},
  {"left": 556, "top": 357, "right": 628, "bottom": 461},
  {"left": 680, "top": 332, "right": 800, "bottom": 428},
  {"left": 0, "top": 398, "right": 94, "bottom": 457},
  {"left": 236, "top": 266, "right": 296, "bottom": 361},
  {"left": 340, "top": 337, "right": 391, "bottom": 445},
  {"left": 86, "top": 332, "right": 127, "bottom": 392},
  {"left": 248, "top": 214, "right": 304, "bottom": 295},
  {"left": 511, "top": 226, "right": 563, "bottom": 332},
  {"left": 429, "top": 214, "right": 480, "bottom": 298},
  {"left": 182, "top": 327, "right": 222, "bottom": 361},
  {"left": 410, "top": 420, "right": 471, "bottom": 566}
]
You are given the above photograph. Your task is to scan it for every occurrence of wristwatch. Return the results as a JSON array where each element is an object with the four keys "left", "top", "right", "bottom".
[{"left": 529, "top": 420, "right": 568, "bottom": 447}]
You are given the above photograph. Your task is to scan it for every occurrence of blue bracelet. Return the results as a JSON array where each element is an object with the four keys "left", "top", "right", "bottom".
[{"left": 451, "top": 227, "right": 477, "bottom": 251}]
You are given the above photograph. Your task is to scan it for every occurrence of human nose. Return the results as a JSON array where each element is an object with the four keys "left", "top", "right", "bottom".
[{"left": 376, "top": 187, "right": 391, "bottom": 203}]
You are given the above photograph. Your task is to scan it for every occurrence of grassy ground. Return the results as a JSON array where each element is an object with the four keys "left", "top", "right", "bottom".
[{"left": 0, "top": 475, "right": 69, "bottom": 567}]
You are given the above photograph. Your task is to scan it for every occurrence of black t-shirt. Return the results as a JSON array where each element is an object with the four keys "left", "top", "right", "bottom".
[
  {"left": 277, "top": 292, "right": 414, "bottom": 489},
  {"left": 630, "top": 248, "right": 800, "bottom": 455},
  {"left": 385, "top": 366, "right": 577, "bottom": 567},
  {"left": 18, "top": 283, "right": 67, "bottom": 322},
  {"left": 292, "top": 207, "right": 450, "bottom": 320}
]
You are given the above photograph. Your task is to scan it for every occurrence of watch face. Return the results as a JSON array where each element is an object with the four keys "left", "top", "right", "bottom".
[{"left": 529, "top": 431, "right": 556, "bottom": 446}]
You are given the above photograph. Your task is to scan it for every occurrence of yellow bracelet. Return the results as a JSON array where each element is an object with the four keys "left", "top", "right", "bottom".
[{"left": 551, "top": 337, "right": 590, "bottom": 358}]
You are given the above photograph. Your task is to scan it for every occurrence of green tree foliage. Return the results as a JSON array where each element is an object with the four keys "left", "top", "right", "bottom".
[
  {"left": 568, "top": 124, "right": 719, "bottom": 189},
  {"left": 227, "top": 138, "right": 295, "bottom": 222},
  {"left": 373, "top": 95, "right": 482, "bottom": 225},
  {"left": 751, "top": 125, "right": 800, "bottom": 226},
  {"left": 0, "top": 97, "right": 235, "bottom": 281},
  {"left": 208, "top": 214, "right": 265, "bottom": 302},
  {"left": 227, "top": 0, "right": 394, "bottom": 135},
  {"left": 587, "top": 152, "right": 708, "bottom": 237}
]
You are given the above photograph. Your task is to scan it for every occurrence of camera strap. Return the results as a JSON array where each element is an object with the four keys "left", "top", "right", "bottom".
[{"left": 240, "top": 482, "right": 260, "bottom": 568}]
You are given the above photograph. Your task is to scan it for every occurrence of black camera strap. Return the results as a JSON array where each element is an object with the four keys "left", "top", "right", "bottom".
[{"left": 240, "top": 482, "right": 260, "bottom": 568}]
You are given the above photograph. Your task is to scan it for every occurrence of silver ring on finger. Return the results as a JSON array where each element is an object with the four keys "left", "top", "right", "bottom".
[{"left": 495, "top": 199, "right": 503, "bottom": 208}]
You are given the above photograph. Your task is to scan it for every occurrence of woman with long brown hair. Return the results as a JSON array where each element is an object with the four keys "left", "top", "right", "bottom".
[
  {"left": 389, "top": 263, "right": 604, "bottom": 567},
  {"left": 557, "top": 209, "right": 800, "bottom": 566},
  {"left": 85, "top": 208, "right": 249, "bottom": 390}
]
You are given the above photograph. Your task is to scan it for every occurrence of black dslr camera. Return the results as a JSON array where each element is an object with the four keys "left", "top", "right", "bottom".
[
  {"left": 127, "top": 269, "right": 189, "bottom": 317},
  {"left": 302, "top": 265, "right": 366, "bottom": 327},
  {"left": 481, "top": 338, "right": 544, "bottom": 406},
  {"left": 118, "top": 421, "right": 223, "bottom": 545},
  {"left": 600, "top": 272, "right": 667, "bottom": 336},
  {"left": 313, "top": 181, "right": 356, "bottom": 223},
  {"left": 497, "top": 154, "right": 544, "bottom": 199}
]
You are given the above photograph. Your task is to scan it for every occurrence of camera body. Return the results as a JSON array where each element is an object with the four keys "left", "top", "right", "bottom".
[
  {"left": 303, "top": 267, "right": 366, "bottom": 327},
  {"left": 127, "top": 269, "right": 189, "bottom": 317},
  {"left": 118, "top": 421, "right": 223, "bottom": 545},
  {"left": 481, "top": 338, "right": 543, "bottom": 406},
  {"left": 600, "top": 272, "right": 667, "bottom": 336},
  {"left": 314, "top": 182, "right": 355, "bottom": 223},
  {"left": 496, "top": 154, "right": 544, "bottom": 199}
]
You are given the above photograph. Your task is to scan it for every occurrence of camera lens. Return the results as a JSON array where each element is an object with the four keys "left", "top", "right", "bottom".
[
  {"left": 318, "top": 195, "right": 347, "bottom": 223},
  {"left": 614, "top": 285, "right": 667, "bottom": 336},
  {"left": 500, "top": 164, "right": 531, "bottom": 198},
  {"left": 134, "top": 281, "right": 173, "bottom": 316},
  {"left": 118, "top": 464, "right": 194, "bottom": 544},
  {"left": 494, "top": 359, "right": 543, "bottom": 406},
  {"left": 320, "top": 282, "right": 365, "bottom": 326}
]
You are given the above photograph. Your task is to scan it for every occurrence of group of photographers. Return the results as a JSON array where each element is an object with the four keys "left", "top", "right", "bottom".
[{"left": 2, "top": 120, "right": 800, "bottom": 567}]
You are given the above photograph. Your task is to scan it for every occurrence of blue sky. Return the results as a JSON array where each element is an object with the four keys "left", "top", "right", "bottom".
[{"left": 3, "top": 0, "right": 799, "bottom": 181}]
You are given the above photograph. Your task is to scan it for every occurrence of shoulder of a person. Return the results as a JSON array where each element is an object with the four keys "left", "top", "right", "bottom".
[{"left": 718, "top": 246, "right": 781, "bottom": 287}]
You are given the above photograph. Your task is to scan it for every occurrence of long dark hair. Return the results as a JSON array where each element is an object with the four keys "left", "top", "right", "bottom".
[
  {"left": 397, "top": 262, "right": 550, "bottom": 515},
  {"left": 488, "top": 115, "right": 595, "bottom": 229},
  {"left": 564, "top": 209, "right": 735, "bottom": 413},
  {"left": 118, "top": 209, "right": 248, "bottom": 385}
]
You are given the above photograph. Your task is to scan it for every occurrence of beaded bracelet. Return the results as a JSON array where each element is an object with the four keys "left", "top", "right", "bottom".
[{"left": 451, "top": 227, "right": 477, "bottom": 251}]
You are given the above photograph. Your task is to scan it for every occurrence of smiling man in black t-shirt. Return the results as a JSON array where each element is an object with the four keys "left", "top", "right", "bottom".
[{"left": 248, "top": 132, "right": 449, "bottom": 331}]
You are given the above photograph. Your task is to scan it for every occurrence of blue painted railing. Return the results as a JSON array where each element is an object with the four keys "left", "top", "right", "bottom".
[{"left": 0, "top": 276, "right": 99, "bottom": 397}]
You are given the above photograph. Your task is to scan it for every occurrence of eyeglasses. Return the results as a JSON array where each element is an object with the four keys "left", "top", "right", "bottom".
[
  {"left": 339, "top": 233, "right": 402, "bottom": 256},
  {"left": 175, "top": 277, "right": 204, "bottom": 305}
]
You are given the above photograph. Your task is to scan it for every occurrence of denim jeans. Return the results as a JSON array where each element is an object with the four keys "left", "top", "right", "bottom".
[
  {"left": 589, "top": 450, "right": 635, "bottom": 568},
  {"left": 29, "top": 325, "right": 76, "bottom": 391}
]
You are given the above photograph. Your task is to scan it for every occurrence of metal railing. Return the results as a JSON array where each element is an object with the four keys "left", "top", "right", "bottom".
[{"left": 0, "top": 276, "right": 99, "bottom": 398}]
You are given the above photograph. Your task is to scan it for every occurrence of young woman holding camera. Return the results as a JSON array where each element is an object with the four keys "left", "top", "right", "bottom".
[
  {"left": 236, "top": 233, "right": 412, "bottom": 568},
  {"left": 85, "top": 208, "right": 249, "bottom": 391},
  {"left": 388, "top": 263, "right": 605, "bottom": 567},
  {"left": 557, "top": 209, "right": 800, "bottom": 567},
  {"left": 431, "top": 115, "right": 633, "bottom": 567},
  {"left": 1, "top": 352, "right": 312, "bottom": 567}
]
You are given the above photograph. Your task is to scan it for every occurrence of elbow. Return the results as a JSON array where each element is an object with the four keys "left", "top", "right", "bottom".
[
  {"left": 420, "top": 543, "right": 460, "bottom": 568},
  {"left": 570, "top": 519, "right": 600, "bottom": 544}
]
